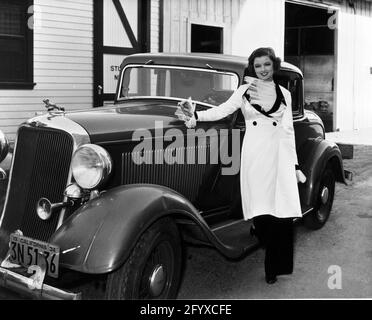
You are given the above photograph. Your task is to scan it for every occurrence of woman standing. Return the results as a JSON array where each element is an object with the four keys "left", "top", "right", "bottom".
[{"left": 177, "top": 47, "right": 306, "bottom": 284}]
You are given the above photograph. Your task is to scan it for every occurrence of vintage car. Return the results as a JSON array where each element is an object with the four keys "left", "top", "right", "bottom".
[{"left": 0, "top": 53, "right": 350, "bottom": 300}]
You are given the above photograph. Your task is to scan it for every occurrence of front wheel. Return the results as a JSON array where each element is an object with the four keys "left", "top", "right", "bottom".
[
  {"left": 303, "top": 165, "right": 336, "bottom": 230},
  {"left": 105, "top": 217, "right": 183, "bottom": 299}
]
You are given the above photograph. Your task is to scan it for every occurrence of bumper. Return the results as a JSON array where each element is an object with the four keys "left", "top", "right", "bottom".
[{"left": 0, "top": 266, "right": 81, "bottom": 300}]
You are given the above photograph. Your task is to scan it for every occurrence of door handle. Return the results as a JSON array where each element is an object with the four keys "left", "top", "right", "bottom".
[{"left": 97, "top": 85, "right": 103, "bottom": 95}]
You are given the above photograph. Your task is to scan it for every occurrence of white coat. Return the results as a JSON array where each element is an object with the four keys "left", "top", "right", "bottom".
[{"left": 196, "top": 83, "right": 302, "bottom": 220}]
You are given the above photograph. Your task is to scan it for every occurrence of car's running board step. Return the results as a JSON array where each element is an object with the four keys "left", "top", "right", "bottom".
[
  {"left": 177, "top": 217, "right": 260, "bottom": 259},
  {"left": 212, "top": 219, "right": 260, "bottom": 257}
]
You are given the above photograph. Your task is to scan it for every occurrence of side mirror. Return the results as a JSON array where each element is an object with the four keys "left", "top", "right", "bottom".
[{"left": 0, "top": 130, "right": 9, "bottom": 163}]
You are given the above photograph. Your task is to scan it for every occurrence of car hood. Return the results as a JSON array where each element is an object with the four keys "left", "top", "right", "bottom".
[{"left": 65, "top": 100, "right": 185, "bottom": 144}]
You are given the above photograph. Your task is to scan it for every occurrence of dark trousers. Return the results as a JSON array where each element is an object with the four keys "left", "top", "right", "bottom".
[{"left": 253, "top": 215, "right": 294, "bottom": 278}]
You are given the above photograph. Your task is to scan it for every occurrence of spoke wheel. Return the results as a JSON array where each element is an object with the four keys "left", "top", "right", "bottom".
[{"left": 105, "top": 217, "right": 182, "bottom": 300}]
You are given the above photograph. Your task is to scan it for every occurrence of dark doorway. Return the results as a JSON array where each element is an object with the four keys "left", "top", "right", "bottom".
[
  {"left": 191, "top": 24, "right": 223, "bottom": 53},
  {"left": 285, "top": 2, "right": 336, "bottom": 132}
]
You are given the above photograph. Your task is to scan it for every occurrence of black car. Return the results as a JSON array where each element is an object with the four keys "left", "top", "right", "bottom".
[{"left": 0, "top": 53, "right": 350, "bottom": 299}]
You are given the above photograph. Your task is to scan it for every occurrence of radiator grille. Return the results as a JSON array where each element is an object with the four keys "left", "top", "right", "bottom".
[{"left": 3, "top": 126, "right": 73, "bottom": 242}]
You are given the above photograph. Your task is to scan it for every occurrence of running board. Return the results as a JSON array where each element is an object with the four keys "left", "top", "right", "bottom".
[
  {"left": 177, "top": 208, "right": 313, "bottom": 260},
  {"left": 177, "top": 218, "right": 259, "bottom": 259},
  {"left": 212, "top": 219, "right": 260, "bottom": 257}
]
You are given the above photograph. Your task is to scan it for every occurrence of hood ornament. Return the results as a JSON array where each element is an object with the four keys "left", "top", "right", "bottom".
[{"left": 43, "top": 99, "right": 65, "bottom": 115}]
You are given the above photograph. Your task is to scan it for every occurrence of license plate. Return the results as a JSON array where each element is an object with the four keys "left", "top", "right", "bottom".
[{"left": 8, "top": 233, "right": 60, "bottom": 278}]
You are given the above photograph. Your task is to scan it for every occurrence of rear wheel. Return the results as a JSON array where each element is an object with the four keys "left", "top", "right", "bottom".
[
  {"left": 105, "top": 217, "right": 182, "bottom": 299},
  {"left": 304, "top": 165, "right": 335, "bottom": 230}
]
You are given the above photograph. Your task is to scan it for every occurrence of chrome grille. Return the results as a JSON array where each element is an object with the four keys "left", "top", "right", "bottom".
[{"left": 3, "top": 126, "right": 73, "bottom": 242}]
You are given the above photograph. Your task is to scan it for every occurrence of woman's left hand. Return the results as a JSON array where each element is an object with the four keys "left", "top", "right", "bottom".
[
  {"left": 179, "top": 98, "right": 195, "bottom": 118},
  {"left": 174, "top": 97, "right": 197, "bottom": 128},
  {"left": 296, "top": 170, "right": 307, "bottom": 183},
  {"left": 175, "top": 100, "right": 192, "bottom": 121}
]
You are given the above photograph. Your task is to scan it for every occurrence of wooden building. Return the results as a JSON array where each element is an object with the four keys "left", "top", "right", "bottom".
[{"left": 0, "top": 0, "right": 371, "bottom": 142}]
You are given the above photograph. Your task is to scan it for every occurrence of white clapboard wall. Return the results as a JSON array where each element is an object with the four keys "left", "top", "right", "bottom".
[
  {"left": 162, "top": 0, "right": 284, "bottom": 58},
  {"left": 0, "top": 0, "right": 94, "bottom": 142},
  {"left": 336, "top": 0, "right": 372, "bottom": 130}
]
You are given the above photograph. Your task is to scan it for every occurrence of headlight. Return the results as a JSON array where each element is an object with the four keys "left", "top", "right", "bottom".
[
  {"left": 0, "top": 130, "right": 9, "bottom": 163},
  {"left": 71, "top": 144, "right": 112, "bottom": 189}
]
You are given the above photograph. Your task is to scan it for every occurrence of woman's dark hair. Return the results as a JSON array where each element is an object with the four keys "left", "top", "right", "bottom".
[{"left": 243, "top": 47, "right": 281, "bottom": 83}]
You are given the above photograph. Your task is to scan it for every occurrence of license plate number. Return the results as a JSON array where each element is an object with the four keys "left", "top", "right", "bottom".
[{"left": 8, "top": 234, "right": 60, "bottom": 278}]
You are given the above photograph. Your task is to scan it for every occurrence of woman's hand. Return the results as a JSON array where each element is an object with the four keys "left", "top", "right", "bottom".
[
  {"left": 178, "top": 98, "right": 194, "bottom": 118},
  {"left": 296, "top": 170, "right": 307, "bottom": 183},
  {"left": 174, "top": 97, "right": 196, "bottom": 128},
  {"left": 244, "top": 76, "right": 258, "bottom": 87},
  {"left": 244, "top": 77, "right": 260, "bottom": 104}
]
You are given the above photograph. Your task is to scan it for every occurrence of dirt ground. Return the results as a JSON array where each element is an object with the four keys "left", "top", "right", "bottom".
[{"left": 0, "top": 145, "right": 371, "bottom": 299}]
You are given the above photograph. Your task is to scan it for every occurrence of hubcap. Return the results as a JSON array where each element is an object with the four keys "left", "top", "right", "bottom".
[
  {"left": 320, "top": 186, "right": 329, "bottom": 205},
  {"left": 149, "top": 264, "right": 166, "bottom": 297}
]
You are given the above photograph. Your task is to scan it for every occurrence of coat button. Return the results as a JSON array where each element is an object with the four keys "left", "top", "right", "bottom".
[
  {"left": 253, "top": 121, "right": 257, "bottom": 126},
  {"left": 273, "top": 122, "right": 277, "bottom": 126}
]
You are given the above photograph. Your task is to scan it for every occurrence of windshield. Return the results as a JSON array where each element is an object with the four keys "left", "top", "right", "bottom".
[{"left": 119, "top": 65, "right": 239, "bottom": 107}]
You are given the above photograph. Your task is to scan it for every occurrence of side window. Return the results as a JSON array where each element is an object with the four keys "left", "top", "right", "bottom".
[
  {"left": 286, "top": 79, "right": 301, "bottom": 114},
  {"left": 0, "top": 0, "right": 34, "bottom": 89}
]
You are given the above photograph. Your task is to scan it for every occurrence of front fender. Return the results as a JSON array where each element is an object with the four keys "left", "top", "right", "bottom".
[
  {"left": 50, "top": 184, "right": 200, "bottom": 274},
  {"left": 299, "top": 138, "right": 346, "bottom": 207}
]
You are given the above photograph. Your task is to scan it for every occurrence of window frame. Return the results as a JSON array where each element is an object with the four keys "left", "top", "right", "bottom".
[
  {"left": 0, "top": 0, "right": 35, "bottom": 90},
  {"left": 274, "top": 70, "right": 304, "bottom": 119},
  {"left": 116, "top": 64, "right": 240, "bottom": 108}
]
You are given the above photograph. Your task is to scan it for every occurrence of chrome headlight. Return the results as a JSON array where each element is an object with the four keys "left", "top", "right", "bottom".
[
  {"left": 0, "top": 130, "right": 9, "bottom": 163},
  {"left": 71, "top": 144, "right": 112, "bottom": 189}
]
